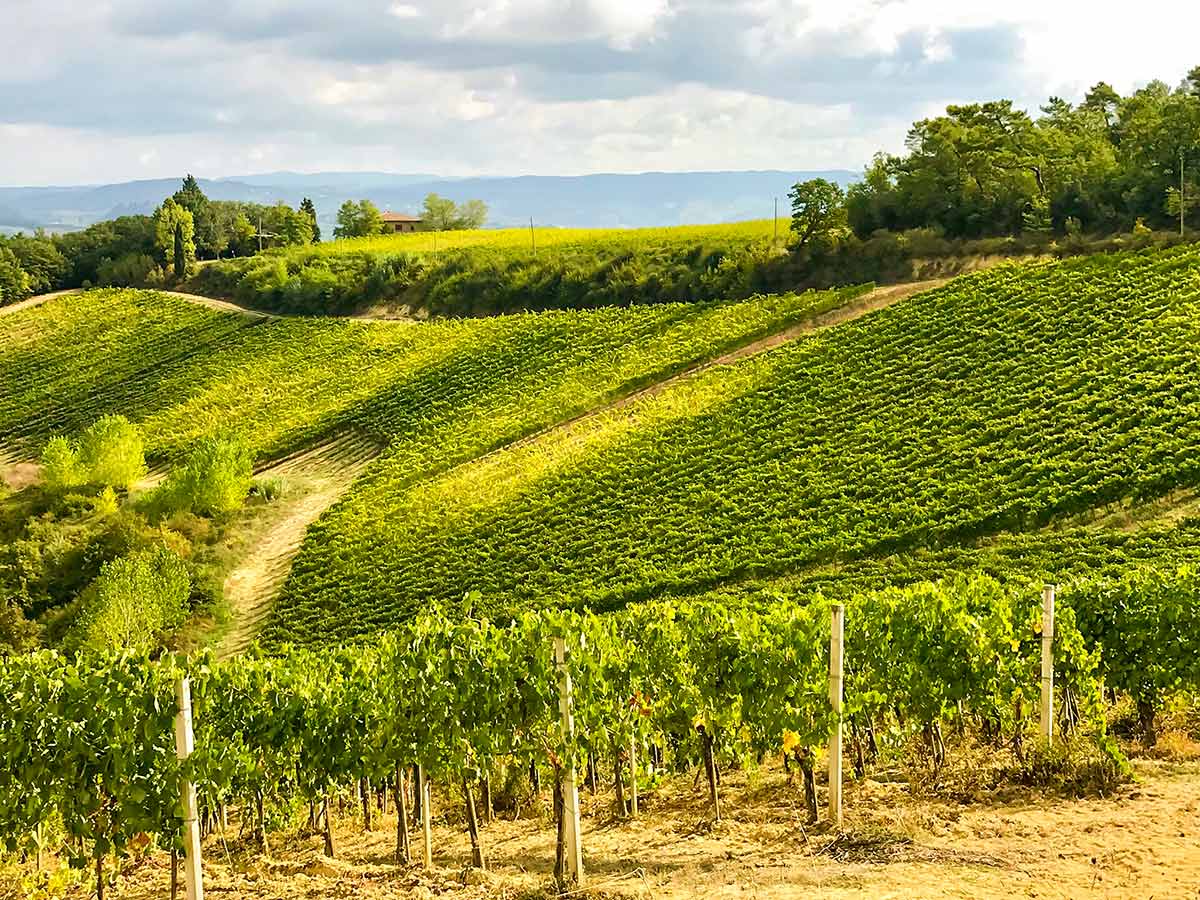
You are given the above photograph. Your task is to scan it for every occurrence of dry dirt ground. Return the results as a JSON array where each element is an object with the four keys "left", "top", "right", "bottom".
[
  {"left": 67, "top": 755, "right": 1200, "bottom": 900},
  {"left": 216, "top": 435, "right": 380, "bottom": 656}
]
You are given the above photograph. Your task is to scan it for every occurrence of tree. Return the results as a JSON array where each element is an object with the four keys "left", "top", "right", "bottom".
[
  {"left": 333, "top": 199, "right": 386, "bottom": 239},
  {"left": 788, "top": 179, "right": 847, "bottom": 250},
  {"left": 77, "top": 415, "right": 147, "bottom": 490},
  {"left": 0, "top": 247, "right": 31, "bottom": 306},
  {"left": 71, "top": 547, "right": 190, "bottom": 652},
  {"left": 421, "top": 193, "right": 488, "bottom": 230},
  {"left": 229, "top": 212, "right": 257, "bottom": 256},
  {"left": 274, "top": 203, "right": 314, "bottom": 246},
  {"left": 300, "top": 197, "right": 321, "bottom": 242},
  {"left": 159, "top": 436, "right": 255, "bottom": 516},
  {"left": 152, "top": 198, "right": 195, "bottom": 276},
  {"left": 2, "top": 234, "right": 67, "bottom": 293},
  {"left": 1185, "top": 65, "right": 1200, "bottom": 99},
  {"left": 173, "top": 221, "right": 186, "bottom": 278},
  {"left": 173, "top": 174, "right": 224, "bottom": 259}
]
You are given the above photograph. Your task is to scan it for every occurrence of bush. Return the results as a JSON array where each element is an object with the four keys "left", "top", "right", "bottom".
[
  {"left": 40, "top": 436, "right": 84, "bottom": 491},
  {"left": 77, "top": 415, "right": 146, "bottom": 490},
  {"left": 158, "top": 435, "right": 254, "bottom": 516},
  {"left": 70, "top": 546, "right": 191, "bottom": 652}
]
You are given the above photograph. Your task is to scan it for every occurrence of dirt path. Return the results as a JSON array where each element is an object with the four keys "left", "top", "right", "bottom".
[
  {"left": 216, "top": 435, "right": 380, "bottom": 657},
  {"left": 1, "top": 288, "right": 280, "bottom": 319},
  {"left": 91, "top": 756, "right": 1200, "bottom": 899}
]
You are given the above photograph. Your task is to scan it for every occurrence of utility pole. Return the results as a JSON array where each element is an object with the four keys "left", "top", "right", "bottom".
[{"left": 255, "top": 215, "right": 279, "bottom": 253}]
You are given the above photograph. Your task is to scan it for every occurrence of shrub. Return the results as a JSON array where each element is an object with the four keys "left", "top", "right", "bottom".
[
  {"left": 159, "top": 435, "right": 254, "bottom": 516},
  {"left": 77, "top": 415, "right": 146, "bottom": 490},
  {"left": 70, "top": 546, "right": 191, "bottom": 652},
  {"left": 40, "top": 436, "right": 84, "bottom": 491}
]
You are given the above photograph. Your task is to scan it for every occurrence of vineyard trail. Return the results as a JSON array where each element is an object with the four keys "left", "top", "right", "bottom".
[
  {"left": 218, "top": 436, "right": 381, "bottom": 657},
  {"left": 99, "top": 757, "right": 1200, "bottom": 900},
  {"left": 219, "top": 280, "right": 939, "bottom": 640}
]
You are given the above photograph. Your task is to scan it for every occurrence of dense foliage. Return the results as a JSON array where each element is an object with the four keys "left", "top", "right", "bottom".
[
  {"left": 848, "top": 71, "right": 1200, "bottom": 238},
  {"left": 188, "top": 219, "right": 799, "bottom": 315},
  {"left": 1, "top": 573, "right": 1142, "bottom": 881},
  {"left": 273, "top": 246, "right": 1200, "bottom": 641}
]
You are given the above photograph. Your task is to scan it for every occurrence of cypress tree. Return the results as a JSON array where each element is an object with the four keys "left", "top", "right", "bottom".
[
  {"left": 300, "top": 198, "right": 321, "bottom": 242},
  {"left": 173, "top": 221, "right": 186, "bottom": 278}
]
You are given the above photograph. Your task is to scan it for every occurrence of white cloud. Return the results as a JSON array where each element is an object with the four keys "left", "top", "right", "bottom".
[{"left": 0, "top": 0, "right": 1197, "bottom": 185}]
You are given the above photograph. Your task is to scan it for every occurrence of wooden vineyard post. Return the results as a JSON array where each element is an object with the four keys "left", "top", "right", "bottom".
[
  {"left": 174, "top": 677, "right": 205, "bottom": 900},
  {"left": 628, "top": 733, "right": 639, "bottom": 818},
  {"left": 553, "top": 637, "right": 584, "bottom": 886},
  {"left": 828, "top": 604, "right": 844, "bottom": 830},
  {"left": 417, "top": 764, "right": 433, "bottom": 867},
  {"left": 1040, "top": 584, "right": 1056, "bottom": 744}
]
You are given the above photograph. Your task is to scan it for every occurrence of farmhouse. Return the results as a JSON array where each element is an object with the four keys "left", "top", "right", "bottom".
[{"left": 381, "top": 211, "right": 423, "bottom": 233}]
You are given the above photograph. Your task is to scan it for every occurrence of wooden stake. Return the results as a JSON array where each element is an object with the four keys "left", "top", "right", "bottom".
[
  {"left": 394, "top": 763, "right": 411, "bottom": 865},
  {"left": 462, "top": 778, "right": 486, "bottom": 869},
  {"left": 828, "top": 604, "right": 844, "bottom": 829},
  {"left": 553, "top": 637, "right": 584, "bottom": 885},
  {"left": 1040, "top": 584, "right": 1056, "bottom": 744},
  {"left": 628, "top": 734, "right": 639, "bottom": 818},
  {"left": 418, "top": 764, "right": 433, "bottom": 867},
  {"left": 174, "top": 678, "right": 205, "bottom": 900}
]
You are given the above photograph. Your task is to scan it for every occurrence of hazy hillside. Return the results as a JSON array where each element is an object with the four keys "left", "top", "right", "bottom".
[{"left": 0, "top": 169, "right": 857, "bottom": 234}]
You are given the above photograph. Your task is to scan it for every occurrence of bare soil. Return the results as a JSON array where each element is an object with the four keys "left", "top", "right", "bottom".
[
  {"left": 216, "top": 435, "right": 380, "bottom": 656},
  {"left": 83, "top": 756, "right": 1200, "bottom": 900}
]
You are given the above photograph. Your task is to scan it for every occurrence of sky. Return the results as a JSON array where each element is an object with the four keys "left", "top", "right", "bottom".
[{"left": 1, "top": 0, "right": 1197, "bottom": 186}]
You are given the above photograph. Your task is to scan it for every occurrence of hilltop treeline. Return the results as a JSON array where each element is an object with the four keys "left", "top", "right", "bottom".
[{"left": 848, "top": 71, "right": 1200, "bottom": 238}]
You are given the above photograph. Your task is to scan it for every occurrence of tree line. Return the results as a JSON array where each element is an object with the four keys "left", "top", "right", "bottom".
[
  {"left": 0, "top": 179, "right": 488, "bottom": 304},
  {"left": 790, "top": 67, "right": 1200, "bottom": 247}
]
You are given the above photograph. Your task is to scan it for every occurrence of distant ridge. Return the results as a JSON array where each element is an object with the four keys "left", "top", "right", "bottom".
[{"left": 0, "top": 169, "right": 858, "bottom": 234}]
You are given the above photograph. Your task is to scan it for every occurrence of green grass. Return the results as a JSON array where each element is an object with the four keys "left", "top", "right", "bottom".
[{"left": 266, "top": 246, "right": 1200, "bottom": 644}]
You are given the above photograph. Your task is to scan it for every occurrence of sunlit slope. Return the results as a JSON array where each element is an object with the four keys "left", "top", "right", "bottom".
[
  {"left": 269, "top": 247, "right": 1200, "bottom": 643},
  {"left": 0, "top": 286, "right": 859, "bottom": 477},
  {"left": 192, "top": 220, "right": 795, "bottom": 315}
]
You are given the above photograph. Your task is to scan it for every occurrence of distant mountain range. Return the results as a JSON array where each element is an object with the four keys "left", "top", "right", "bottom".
[{"left": 0, "top": 170, "right": 859, "bottom": 235}]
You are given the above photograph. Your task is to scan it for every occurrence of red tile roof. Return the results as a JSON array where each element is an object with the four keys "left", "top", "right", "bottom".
[{"left": 381, "top": 212, "right": 423, "bottom": 222}]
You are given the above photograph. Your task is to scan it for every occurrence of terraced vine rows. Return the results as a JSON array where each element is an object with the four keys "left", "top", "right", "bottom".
[
  {"left": 0, "top": 285, "right": 864, "bottom": 470},
  {"left": 270, "top": 247, "right": 1200, "bottom": 643}
]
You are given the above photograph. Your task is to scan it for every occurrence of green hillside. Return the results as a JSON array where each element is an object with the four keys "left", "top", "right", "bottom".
[
  {"left": 268, "top": 246, "right": 1200, "bottom": 643},
  {"left": 0, "top": 285, "right": 860, "bottom": 472},
  {"left": 188, "top": 220, "right": 803, "bottom": 316}
]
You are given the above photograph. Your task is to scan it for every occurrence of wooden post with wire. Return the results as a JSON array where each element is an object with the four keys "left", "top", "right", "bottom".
[
  {"left": 828, "top": 604, "right": 844, "bottom": 829},
  {"left": 174, "top": 678, "right": 205, "bottom": 900},
  {"left": 553, "top": 636, "right": 584, "bottom": 885},
  {"left": 530, "top": 216, "right": 537, "bottom": 255},
  {"left": 1040, "top": 584, "right": 1056, "bottom": 743},
  {"left": 418, "top": 764, "right": 433, "bottom": 866}
]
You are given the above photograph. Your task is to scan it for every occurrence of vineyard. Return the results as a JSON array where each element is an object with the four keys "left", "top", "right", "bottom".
[
  {"left": 5, "top": 245, "right": 1200, "bottom": 896},
  {"left": 272, "top": 246, "right": 1200, "bottom": 643},
  {"left": 9, "top": 567, "right": 1193, "bottom": 896},
  {"left": 187, "top": 219, "right": 805, "bottom": 316},
  {"left": 0, "top": 285, "right": 863, "bottom": 468}
]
